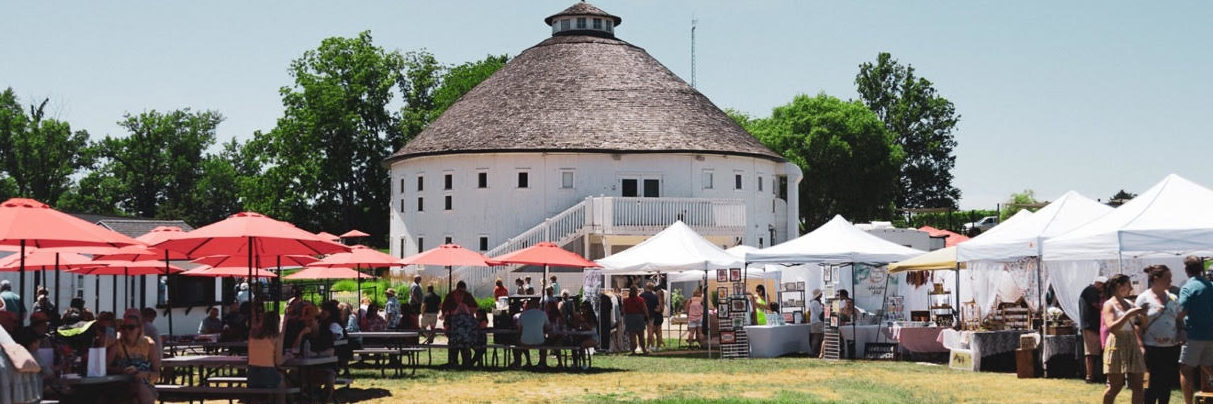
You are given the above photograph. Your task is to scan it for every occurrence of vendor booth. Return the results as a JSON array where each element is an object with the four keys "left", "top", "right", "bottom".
[{"left": 747, "top": 215, "right": 923, "bottom": 360}]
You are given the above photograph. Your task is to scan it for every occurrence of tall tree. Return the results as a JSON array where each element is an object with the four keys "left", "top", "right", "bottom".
[
  {"left": 1107, "top": 189, "right": 1136, "bottom": 207},
  {"left": 94, "top": 109, "right": 223, "bottom": 219},
  {"left": 0, "top": 88, "right": 91, "bottom": 205},
  {"left": 191, "top": 139, "right": 257, "bottom": 225},
  {"left": 856, "top": 53, "right": 961, "bottom": 209},
  {"left": 432, "top": 54, "right": 509, "bottom": 118},
  {"left": 740, "top": 94, "right": 904, "bottom": 229},
  {"left": 397, "top": 50, "right": 442, "bottom": 149},
  {"left": 1001, "top": 189, "right": 1039, "bottom": 221},
  {"left": 246, "top": 31, "right": 404, "bottom": 241}
]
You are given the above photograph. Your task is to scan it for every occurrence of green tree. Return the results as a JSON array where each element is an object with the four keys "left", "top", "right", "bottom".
[
  {"left": 93, "top": 109, "right": 223, "bottom": 219},
  {"left": 741, "top": 93, "right": 904, "bottom": 229},
  {"left": 398, "top": 50, "right": 442, "bottom": 149},
  {"left": 191, "top": 139, "right": 257, "bottom": 225},
  {"left": 432, "top": 54, "right": 509, "bottom": 117},
  {"left": 1107, "top": 189, "right": 1136, "bottom": 207},
  {"left": 1001, "top": 189, "right": 1039, "bottom": 221},
  {"left": 0, "top": 88, "right": 92, "bottom": 205},
  {"left": 856, "top": 53, "right": 961, "bottom": 209},
  {"left": 246, "top": 31, "right": 404, "bottom": 242}
]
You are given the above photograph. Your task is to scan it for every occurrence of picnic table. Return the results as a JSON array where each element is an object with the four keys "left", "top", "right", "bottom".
[
  {"left": 161, "top": 354, "right": 336, "bottom": 385},
  {"left": 54, "top": 374, "right": 132, "bottom": 404}
]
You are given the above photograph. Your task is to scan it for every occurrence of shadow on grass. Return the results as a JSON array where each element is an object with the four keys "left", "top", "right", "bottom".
[{"left": 337, "top": 387, "right": 392, "bottom": 402}]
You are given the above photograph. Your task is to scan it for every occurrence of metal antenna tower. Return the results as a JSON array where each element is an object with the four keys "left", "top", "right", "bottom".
[{"left": 691, "top": 17, "right": 698, "bottom": 88}]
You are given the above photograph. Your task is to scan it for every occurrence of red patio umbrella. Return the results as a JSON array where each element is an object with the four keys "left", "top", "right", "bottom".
[
  {"left": 153, "top": 212, "right": 349, "bottom": 308},
  {"left": 339, "top": 229, "right": 370, "bottom": 238},
  {"left": 71, "top": 260, "right": 185, "bottom": 312},
  {"left": 487, "top": 242, "right": 600, "bottom": 293},
  {"left": 0, "top": 198, "right": 141, "bottom": 325},
  {"left": 92, "top": 226, "right": 192, "bottom": 338},
  {"left": 400, "top": 244, "right": 491, "bottom": 292},
  {"left": 285, "top": 266, "right": 373, "bottom": 280},
  {"left": 183, "top": 265, "right": 278, "bottom": 278},
  {"left": 309, "top": 244, "right": 405, "bottom": 310},
  {"left": 316, "top": 232, "right": 341, "bottom": 243},
  {"left": 0, "top": 249, "right": 99, "bottom": 271},
  {"left": 192, "top": 254, "right": 318, "bottom": 268}
]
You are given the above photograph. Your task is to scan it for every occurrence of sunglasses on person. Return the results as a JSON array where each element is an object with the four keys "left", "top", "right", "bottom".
[{"left": 121, "top": 324, "right": 139, "bottom": 331}]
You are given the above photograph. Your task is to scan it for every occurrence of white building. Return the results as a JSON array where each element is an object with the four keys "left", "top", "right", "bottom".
[{"left": 386, "top": 2, "right": 802, "bottom": 294}]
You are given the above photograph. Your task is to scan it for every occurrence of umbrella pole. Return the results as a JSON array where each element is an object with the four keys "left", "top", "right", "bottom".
[
  {"left": 94, "top": 275, "right": 100, "bottom": 313},
  {"left": 165, "top": 249, "right": 173, "bottom": 340},
  {"left": 55, "top": 253, "right": 60, "bottom": 318},
  {"left": 248, "top": 236, "right": 254, "bottom": 308},
  {"left": 357, "top": 264, "right": 362, "bottom": 314},
  {"left": 275, "top": 256, "right": 282, "bottom": 313},
  {"left": 18, "top": 240, "right": 25, "bottom": 327},
  {"left": 448, "top": 265, "right": 452, "bottom": 293},
  {"left": 111, "top": 275, "right": 117, "bottom": 313},
  {"left": 126, "top": 267, "right": 131, "bottom": 310}
]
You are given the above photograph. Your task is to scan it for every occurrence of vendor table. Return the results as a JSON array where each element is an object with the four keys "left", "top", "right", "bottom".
[
  {"left": 838, "top": 325, "right": 885, "bottom": 358},
  {"left": 744, "top": 324, "right": 813, "bottom": 358},
  {"left": 1041, "top": 334, "right": 1081, "bottom": 378},
  {"left": 939, "top": 329, "right": 1035, "bottom": 371},
  {"left": 887, "top": 325, "right": 948, "bottom": 353}
]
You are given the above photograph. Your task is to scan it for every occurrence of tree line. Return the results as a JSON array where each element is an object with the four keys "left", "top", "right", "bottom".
[{"left": 0, "top": 31, "right": 506, "bottom": 247}]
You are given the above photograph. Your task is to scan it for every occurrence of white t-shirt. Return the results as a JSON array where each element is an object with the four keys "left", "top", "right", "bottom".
[
  {"left": 808, "top": 299, "right": 825, "bottom": 333},
  {"left": 1136, "top": 289, "right": 1181, "bottom": 347},
  {"left": 518, "top": 309, "right": 549, "bottom": 346}
]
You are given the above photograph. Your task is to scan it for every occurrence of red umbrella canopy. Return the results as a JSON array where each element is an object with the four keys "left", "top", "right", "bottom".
[
  {"left": 285, "top": 266, "right": 373, "bottom": 280},
  {"left": 137, "top": 226, "right": 187, "bottom": 245},
  {"left": 399, "top": 244, "right": 491, "bottom": 267},
  {"left": 93, "top": 245, "right": 190, "bottom": 262},
  {"left": 309, "top": 245, "right": 404, "bottom": 268},
  {"left": 182, "top": 265, "right": 278, "bottom": 278},
  {"left": 339, "top": 229, "right": 370, "bottom": 238},
  {"left": 0, "top": 249, "right": 100, "bottom": 271},
  {"left": 0, "top": 198, "right": 141, "bottom": 248},
  {"left": 72, "top": 260, "right": 185, "bottom": 276},
  {"left": 316, "top": 232, "right": 341, "bottom": 243},
  {"left": 153, "top": 212, "right": 349, "bottom": 259},
  {"left": 192, "top": 254, "right": 318, "bottom": 269},
  {"left": 487, "top": 242, "right": 600, "bottom": 268}
]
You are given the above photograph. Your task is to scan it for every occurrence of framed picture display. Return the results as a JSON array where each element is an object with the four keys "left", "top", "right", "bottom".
[
  {"left": 793, "top": 310, "right": 804, "bottom": 324},
  {"left": 783, "top": 312, "right": 794, "bottom": 323},
  {"left": 729, "top": 268, "right": 741, "bottom": 282},
  {"left": 718, "top": 304, "right": 730, "bottom": 318},
  {"left": 720, "top": 331, "right": 736, "bottom": 344},
  {"left": 730, "top": 298, "right": 747, "bottom": 313},
  {"left": 716, "top": 287, "right": 729, "bottom": 303},
  {"left": 732, "top": 317, "right": 744, "bottom": 329},
  {"left": 823, "top": 265, "right": 833, "bottom": 282},
  {"left": 716, "top": 269, "right": 728, "bottom": 282},
  {"left": 796, "top": 281, "right": 806, "bottom": 291},
  {"left": 733, "top": 282, "right": 743, "bottom": 296}
]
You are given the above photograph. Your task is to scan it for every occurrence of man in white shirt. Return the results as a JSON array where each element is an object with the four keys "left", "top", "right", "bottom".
[{"left": 514, "top": 299, "right": 550, "bottom": 367}]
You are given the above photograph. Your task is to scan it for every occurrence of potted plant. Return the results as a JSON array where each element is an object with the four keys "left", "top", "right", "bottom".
[{"left": 1045, "top": 307, "right": 1073, "bottom": 335}]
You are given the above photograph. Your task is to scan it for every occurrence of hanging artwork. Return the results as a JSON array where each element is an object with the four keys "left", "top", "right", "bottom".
[
  {"left": 729, "top": 268, "right": 741, "bottom": 282},
  {"left": 720, "top": 331, "right": 736, "bottom": 344},
  {"left": 718, "top": 303, "right": 730, "bottom": 318},
  {"left": 717, "top": 287, "right": 728, "bottom": 303},
  {"left": 717, "top": 269, "right": 728, "bottom": 282}
]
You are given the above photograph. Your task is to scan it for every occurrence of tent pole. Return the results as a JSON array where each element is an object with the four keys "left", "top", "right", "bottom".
[
  {"left": 955, "top": 265, "right": 961, "bottom": 327},
  {"left": 851, "top": 263, "right": 856, "bottom": 360}
]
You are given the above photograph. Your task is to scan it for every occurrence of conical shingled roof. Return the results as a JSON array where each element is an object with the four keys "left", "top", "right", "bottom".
[{"left": 388, "top": 9, "right": 782, "bottom": 163}]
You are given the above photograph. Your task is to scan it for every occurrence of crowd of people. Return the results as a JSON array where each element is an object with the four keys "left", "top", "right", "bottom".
[{"left": 1079, "top": 256, "right": 1213, "bottom": 404}]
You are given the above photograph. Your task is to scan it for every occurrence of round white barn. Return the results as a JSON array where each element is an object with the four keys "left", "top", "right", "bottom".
[{"left": 385, "top": 2, "right": 802, "bottom": 294}]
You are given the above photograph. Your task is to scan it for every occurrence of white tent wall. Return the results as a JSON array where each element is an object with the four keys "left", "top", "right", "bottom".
[
  {"left": 895, "top": 270, "right": 956, "bottom": 315},
  {"left": 1044, "top": 256, "right": 1188, "bottom": 325}
]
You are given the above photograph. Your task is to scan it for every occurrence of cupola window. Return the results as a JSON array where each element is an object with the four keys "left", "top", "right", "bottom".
[
  {"left": 561, "top": 19, "right": 570, "bottom": 31},
  {"left": 593, "top": 18, "right": 602, "bottom": 29},
  {"left": 577, "top": 17, "right": 586, "bottom": 29}
]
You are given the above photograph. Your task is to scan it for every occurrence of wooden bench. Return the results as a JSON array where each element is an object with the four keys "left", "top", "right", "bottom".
[
  {"left": 155, "top": 384, "right": 300, "bottom": 404},
  {"left": 516, "top": 345, "right": 592, "bottom": 370},
  {"left": 353, "top": 348, "right": 421, "bottom": 377}
]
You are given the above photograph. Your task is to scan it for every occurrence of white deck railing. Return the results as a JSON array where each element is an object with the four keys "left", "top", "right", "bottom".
[{"left": 461, "top": 196, "right": 746, "bottom": 295}]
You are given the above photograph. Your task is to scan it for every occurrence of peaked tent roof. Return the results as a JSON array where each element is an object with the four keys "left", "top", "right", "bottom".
[
  {"left": 747, "top": 215, "right": 924, "bottom": 264},
  {"left": 596, "top": 221, "right": 742, "bottom": 273},
  {"left": 889, "top": 246, "right": 963, "bottom": 273},
  {"left": 957, "top": 191, "right": 1112, "bottom": 262},
  {"left": 1044, "top": 174, "right": 1213, "bottom": 260}
]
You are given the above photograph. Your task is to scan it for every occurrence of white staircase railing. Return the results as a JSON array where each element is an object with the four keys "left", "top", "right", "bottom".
[{"left": 460, "top": 196, "right": 748, "bottom": 296}]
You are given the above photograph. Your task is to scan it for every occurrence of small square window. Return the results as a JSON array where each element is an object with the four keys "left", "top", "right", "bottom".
[
  {"left": 399, "top": 199, "right": 405, "bottom": 213},
  {"left": 444, "top": 195, "right": 452, "bottom": 210},
  {"left": 577, "top": 17, "right": 586, "bottom": 29},
  {"left": 444, "top": 174, "right": 453, "bottom": 190},
  {"left": 561, "top": 171, "right": 574, "bottom": 189},
  {"left": 561, "top": 19, "right": 570, "bottom": 30},
  {"left": 702, "top": 172, "right": 714, "bottom": 189},
  {"left": 417, "top": 176, "right": 424, "bottom": 191},
  {"left": 479, "top": 236, "right": 489, "bottom": 251},
  {"left": 417, "top": 237, "right": 424, "bottom": 252},
  {"left": 758, "top": 176, "right": 764, "bottom": 192},
  {"left": 417, "top": 197, "right": 424, "bottom": 212},
  {"left": 517, "top": 172, "right": 529, "bottom": 188},
  {"left": 444, "top": 236, "right": 453, "bottom": 244},
  {"left": 400, "top": 239, "right": 406, "bottom": 258},
  {"left": 477, "top": 172, "right": 487, "bottom": 188},
  {"left": 593, "top": 18, "right": 602, "bottom": 29},
  {"left": 735, "top": 174, "right": 743, "bottom": 190}
]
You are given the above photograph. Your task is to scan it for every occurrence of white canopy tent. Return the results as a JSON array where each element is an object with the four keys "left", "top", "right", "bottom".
[
  {"left": 596, "top": 220, "right": 742, "bottom": 274},
  {"left": 746, "top": 215, "right": 925, "bottom": 265},
  {"left": 1044, "top": 174, "right": 1213, "bottom": 261}
]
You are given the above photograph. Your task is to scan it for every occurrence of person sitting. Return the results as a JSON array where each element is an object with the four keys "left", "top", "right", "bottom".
[
  {"left": 514, "top": 299, "right": 550, "bottom": 367},
  {"left": 198, "top": 307, "right": 223, "bottom": 334},
  {"left": 361, "top": 302, "right": 387, "bottom": 332},
  {"left": 514, "top": 278, "right": 525, "bottom": 295},
  {"left": 107, "top": 309, "right": 160, "bottom": 404},
  {"left": 247, "top": 311, "right": 284, "bottom": 389},
  {"left": 31, "top": 287, "right": 59, "bottom": 328},
  {"left": 471, "top": 309, "right": 489, "bottom": 367}
]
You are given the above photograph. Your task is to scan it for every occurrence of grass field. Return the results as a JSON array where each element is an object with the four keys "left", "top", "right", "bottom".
[{"left": 328, "top": 348, "right": 1179, "bottom": 404}]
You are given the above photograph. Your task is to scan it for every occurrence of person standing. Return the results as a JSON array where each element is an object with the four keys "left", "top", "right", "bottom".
[
  {"left": 1102, "top": 274, "right": 1147, "bottom": 404},
  {"left": 440, "top": 281, "right": 478, "bottom": 368},
  {"left": 0, "top": 280, "right": 25, "bottom": 322},
  {"left": 493, "top": 278, "right": 509, "bottom": 300},
  {"left": 420, "top": 284, "right": 442, "bottom": 344},
  {"left": 685, "top": 287, "right": 705, "bottom": 346},
  {"left": 549, "top": 276, "right": 561, "bottom": 299},
  {"left": 1081, "top": 275, "right": 1109, "bottom": 383},
  {"left": 623, "top": 285, "right": 650, "bottom": 354},
  {"left": 1178, "top": 256, "right": 1213, "bottom": 404},
  {"left": 1137, "top": 265, "right": 1182, "bottom": 404},
  {"left": 384, "top": 289, "right": 401, "bottom": 329},
  {"left": 640, "top": 282, "right": 659, "bottom": 352},
  {"left": 808, "top": 289, "right": 825, "bottom": 356},
  {"left": 409, "top": 275, "right": 424, "bottom": 319}
]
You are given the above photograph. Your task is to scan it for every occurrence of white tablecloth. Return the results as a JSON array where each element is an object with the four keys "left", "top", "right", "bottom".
[
  {"left": 838, "top": 325, "right": 885, "bottom": 356},
  {"left": 938, "top": 329, "right": 1036, "bottom": 371},
  {"left": 745, "top": 324, "right": 813, "bottom": 358}
]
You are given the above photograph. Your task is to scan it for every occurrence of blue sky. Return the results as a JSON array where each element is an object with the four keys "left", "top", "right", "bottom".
[{"left": 3, "top": 1, "right": 1210, "bottom": 210}]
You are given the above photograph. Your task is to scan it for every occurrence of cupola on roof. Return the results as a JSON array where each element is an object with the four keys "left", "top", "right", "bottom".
[
  {"left": 388, "top": 2, "right": 782, "bottom": 163},
  {"left": 545, "top": 1, "right": 621, "bottom": 38}
]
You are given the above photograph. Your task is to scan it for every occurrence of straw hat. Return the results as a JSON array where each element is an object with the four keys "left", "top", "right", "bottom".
[{"left": 811, "top": 289, "right": 822, "bottom": 300}]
